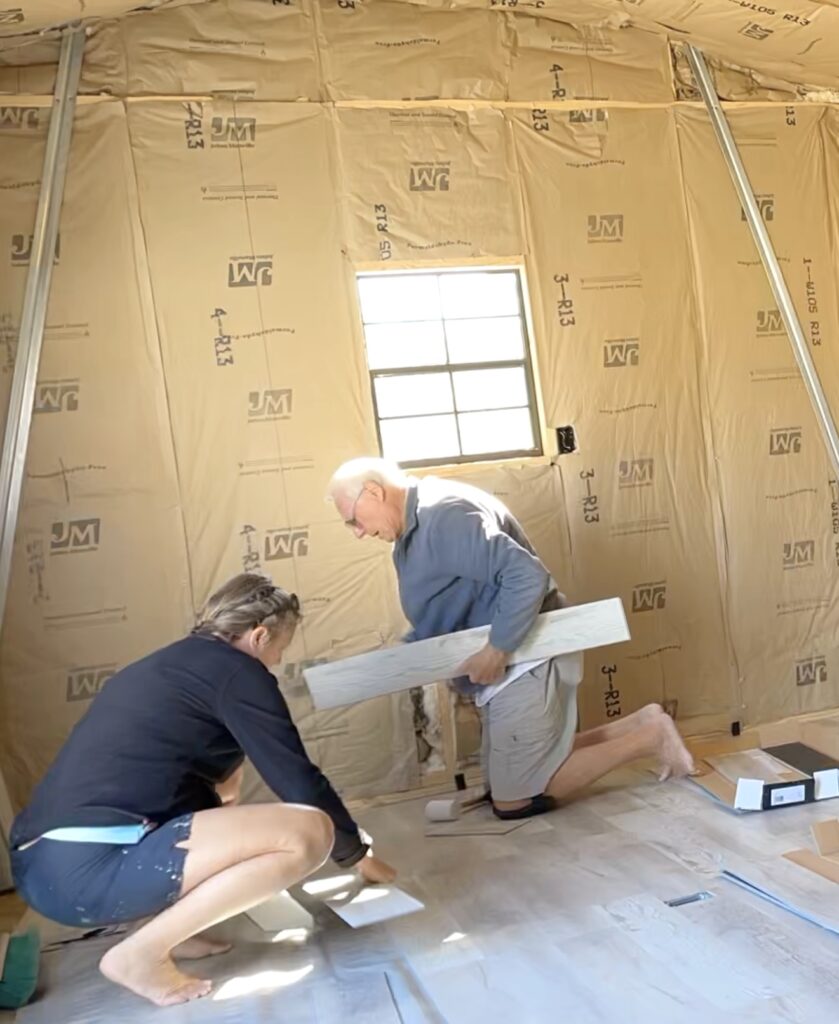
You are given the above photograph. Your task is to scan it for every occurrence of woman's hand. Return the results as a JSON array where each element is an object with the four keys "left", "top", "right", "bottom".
[
  {"left": 216, "top": 763, "right": 244, "bottom": 806},
  {"left": 357, "top": 851, "right": 397, "bottom": 885}
]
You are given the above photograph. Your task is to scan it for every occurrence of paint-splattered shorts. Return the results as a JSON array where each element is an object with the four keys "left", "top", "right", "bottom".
[{"left": 10, "top": 814, "right": 193, "bottom": 928}]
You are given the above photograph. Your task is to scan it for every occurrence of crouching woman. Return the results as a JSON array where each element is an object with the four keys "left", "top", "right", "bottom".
[{"left": 10, "top": 573, "right": 395, "bottom": 1007}]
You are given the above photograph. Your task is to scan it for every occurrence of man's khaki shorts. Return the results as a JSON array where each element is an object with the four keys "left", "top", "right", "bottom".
[{"left": 479, "top": 658, "right": 578, "bottom": 802}]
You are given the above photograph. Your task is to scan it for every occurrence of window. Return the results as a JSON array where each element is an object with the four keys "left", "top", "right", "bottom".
[{"left": 356, "top": 268, "right": 543, "bottom": 467}]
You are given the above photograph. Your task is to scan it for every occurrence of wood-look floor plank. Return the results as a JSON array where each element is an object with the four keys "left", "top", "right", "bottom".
[
  {"left": 555, "top": 923, "right": 723, "bottom": 1024},
  {"left": 603, "top": 892, "right": 790, "bottom": 1012},
  {"left": 305, "top": 599, "right": 627, "bottom": 710}
]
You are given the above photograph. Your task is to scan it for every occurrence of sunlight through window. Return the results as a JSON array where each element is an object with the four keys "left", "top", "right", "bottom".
[
  {"left": 213, "top": 965, "right": 314, "bottom": 1001},
  {"left": 347, "top": 887, "right": 390, "bottom": 905},
  {"left": 356, "top": 267, "right": 541, "bottom": 467},
  {"left": 270, "top": 927, "right": 310, "bottom": 944},
  {"left": 302, "top": 874, "right": 356, "bottom": 895}
]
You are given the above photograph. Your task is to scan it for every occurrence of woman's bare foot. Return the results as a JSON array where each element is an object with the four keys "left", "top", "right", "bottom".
[
  {"left": 100, "top": 940, "right": 213, "bottom": 1007},
  {"left": 172, "top": 935, "right": 233, "bottom": 961},
  {"left": 656, "top": 715, "right": 695, "bottom": 781}
]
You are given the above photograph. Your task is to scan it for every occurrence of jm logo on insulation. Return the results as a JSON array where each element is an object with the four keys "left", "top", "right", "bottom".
[
  {"left": 796, "top": 656, "right": 827, "bottom": 687},
  {"left": 756, "top": 308, "right": 783, "bottom": 336},
  {"left": 632, "top": 582, "right": 667, "bottom": 613},
  {"left": 34, "top": 381, "right": 80, "bottom": 414},
  {"left": 618, "top": 458, "right": 654, "bottom": 488},
  {"left": 228, "top": 256, "right": 273, "bottom": 287},
  {"left": 264, "top": 528, "right": 309, "bottom": 561},
  {"left": 50, "top": 518, "right": 101, "bottom": 555},
  {"left": 739, "top": 22, "right": 773, "bottom": 41},
  {"left": 210, "top": 116, "right": 256, "bottom": 146},
  {"left": 587, "top": 213, "right": 624, "bottom": 243},
  {"left": 783, "top": 539, "right": 815, "bottom": 570},
  {"left": 569, "top": 109, "right": 607, "bottom": 125},
  {"left": 66, "top": 665, "right": 117, "bottom": 702},
  {"left": 0, "top": 106, "right": 39, "bottom": 130},
  {"left": 11, "top": 233, "right": 61, "bottom": 266},
  {"left": 769, "top": 428, "right": 802, "bottom": 455},
  {"left": 603, "top": 339, "right": 640, "bottom": 368},
  {"left": 409, "top": 163, "right": 450, "bottom": 192},
  {"left": 741, "top": 194, "right": 775, "bottom": 222},
  {"left": 248, "top": 389, "right": 292, "bottom": 422}
]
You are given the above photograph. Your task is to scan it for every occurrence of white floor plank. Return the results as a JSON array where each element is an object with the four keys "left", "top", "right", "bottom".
[{"left": 305, "top": 600, "right": 627, "bottom": 710}]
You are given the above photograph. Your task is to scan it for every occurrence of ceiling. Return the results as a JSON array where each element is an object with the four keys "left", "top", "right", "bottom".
[
  {"left": 2, "top": 0, "right": 838, "bottom": 92},
  {"left": 1, "top": 0, "right": 199, "bottom": 35}
]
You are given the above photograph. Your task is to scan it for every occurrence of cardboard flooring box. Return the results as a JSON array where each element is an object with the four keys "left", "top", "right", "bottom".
[
  {"left": 785, "top": 820, "right": 839, "bottom": 884},
  {"left": 692, "top": 715, "right": 839, "bottom": 812}
]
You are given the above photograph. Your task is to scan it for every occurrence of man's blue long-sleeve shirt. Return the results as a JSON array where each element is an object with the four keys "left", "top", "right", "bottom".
[{"left": 393, "top": 477, "right": 563, "bottom": 697}]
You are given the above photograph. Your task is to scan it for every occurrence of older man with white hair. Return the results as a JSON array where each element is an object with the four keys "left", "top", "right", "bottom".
[{"left": 327, "top": 458, "right": 694, "bottom": 817}]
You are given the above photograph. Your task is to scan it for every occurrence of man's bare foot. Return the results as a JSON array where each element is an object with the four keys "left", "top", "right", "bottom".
[
  {"left": 100, "top": 941, "right": 213, "bottom": 1007},
  {"left": 656, "top": 715, "right": 695, "bottom": 781},
  {"left": 638, "top": 703, "right": 665, "bottom": 725},
  {"left": 172, "top": 935, "right": 233, "bottom": 961}
]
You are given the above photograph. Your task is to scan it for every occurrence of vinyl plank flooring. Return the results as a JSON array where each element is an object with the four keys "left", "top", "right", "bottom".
[
  {"left": 693, "top": 882, "right": 839, "bottom": 1007},
  {"left": 310, "top": 973, "right": 403, "bottom": 1024},
  {"left": 732, "top": 798, "right": 835, "bottom": 844},
  {"left": 571, "top": 785, "right": 651, "bottom": 817},
  {"left": 421, "top": 951, "right": 613, "bottom": 1024},
  {"left": 19, "top": 932, "right": 328, "bottom": 1024},
  {"left": 382, "top": 905, "right": 485, "bottom": 974},
  {"left": 632, "top": 776, "right": 722, "bottom": 815},
  {"left": 602, "top": 892, "right": 791, "bottom": 1012},
  {"left": 554, "top": 923, "right": 723, "bottom": 1024},
  {"left": 511, "top": 802, "right": 622, "bottom": 848},
  {"left": 720, "top": 849, "right": 839, "bottom": 926},
  {"left": 605, "top": 798, "right": 813, "bottom": 871},
  {"left": 15, "top": 759, "right": 839, "bottom": 1024},
  {"left": 603, "top": 809, "right": 728, "bottom": 876}
]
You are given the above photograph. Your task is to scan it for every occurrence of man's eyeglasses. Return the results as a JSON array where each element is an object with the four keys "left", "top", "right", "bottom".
[{"left": 343, "top": 486, "right": 366, "bottom": 530}]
